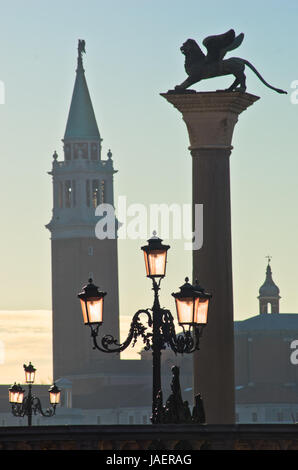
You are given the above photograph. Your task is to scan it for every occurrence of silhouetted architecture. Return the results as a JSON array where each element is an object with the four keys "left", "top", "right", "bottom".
[
  {"left": 42, "top": 41, "right": 194, "bottom": 424},
  {"left": 235, "top": 261, "right": 298, "bottom": 423},
  {"left": 258, "top": 258, "right": 280, "bottom": 314},
  {"left": 46, "top": 41, "right": 120, "bottom": 379}
]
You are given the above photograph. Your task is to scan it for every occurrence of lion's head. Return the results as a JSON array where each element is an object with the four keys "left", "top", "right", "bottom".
[{"left": 180, "top": 39, "right": 199, "bottom": 55}]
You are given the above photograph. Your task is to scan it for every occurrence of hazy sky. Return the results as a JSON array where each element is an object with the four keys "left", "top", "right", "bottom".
[
  {"left": 0, "top": 311, "right": 138, "bottom": 383},
  {"left": 0, "top": 0, "right": 297, "bottom": 381}
]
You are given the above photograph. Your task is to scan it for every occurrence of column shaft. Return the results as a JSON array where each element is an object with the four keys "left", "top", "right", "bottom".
[{"left": 192, "top": 147, "right": 234, "bottom": 424}]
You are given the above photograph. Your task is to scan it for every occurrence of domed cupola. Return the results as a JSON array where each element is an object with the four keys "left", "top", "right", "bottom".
[{"left": 258, "top": 257, "right": 280, "bottom": 314}]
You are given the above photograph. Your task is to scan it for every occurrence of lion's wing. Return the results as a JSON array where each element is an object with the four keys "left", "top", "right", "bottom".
[
  {"left": 221, "top": 33, "right": 244, "bottom": 58},
  {"left": 203, "top": 30, "right": 244, "bottom": 61}
]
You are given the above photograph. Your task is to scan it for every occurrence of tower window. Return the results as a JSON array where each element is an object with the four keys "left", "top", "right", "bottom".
[
  {"left": 65, "top": 181, "right": 72, "bottom": 208},
  {"left": 88, "top": 247, "right": 93, "bottom": 256},
  {"left": 64, "top": 181, "right": 76, "bottom": 208},
  {"left": 64, "top": 144, "right": 71, "bottom": 161},
  {"left": 91, "top": 143, "right": 98, "bottom": 161},
  {"left": 92, "top": 179, "right": 100, "bottom": 208},
  {"left": 86, "top": 180, "right": 90, "bottom": 207},
  {"left": 59, "top": 182, "right": 63, "bottom": 208},
  {"left": 86, "top": 179, "right": 106, "bottom": 207},
  {"left": 74, "top": 143, "right": 88, "bottom": 159},
  {"left": 267, "top": 302, "right": 272, "bottom": 314},
  {"left": 100, "top": 180, "right": 106, "bottom": 203}
]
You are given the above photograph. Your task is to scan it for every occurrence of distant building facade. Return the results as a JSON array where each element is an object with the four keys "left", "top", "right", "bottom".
[{"left": 235, "top": 261, "right": 298, "bottom": 423}]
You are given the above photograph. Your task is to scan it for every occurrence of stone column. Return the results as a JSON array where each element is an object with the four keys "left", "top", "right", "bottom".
[{"left": 161, "top": 91, "right": 259, "bottom": 424}]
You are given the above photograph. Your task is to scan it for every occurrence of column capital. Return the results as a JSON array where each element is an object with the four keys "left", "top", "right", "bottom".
[{"left": 160, "top": 91, "right": 259, "bottom": 151}]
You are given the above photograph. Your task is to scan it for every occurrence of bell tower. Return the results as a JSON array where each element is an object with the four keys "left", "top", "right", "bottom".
[
  {"left": 47, "top": 40, "right": 120, "bottom": 379},
  {"left": 258, "top": 257, "right": 280, "bottom": 314}
]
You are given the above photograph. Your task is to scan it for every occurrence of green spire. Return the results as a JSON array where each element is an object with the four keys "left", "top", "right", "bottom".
[{"left": 64, "top": 40, "right": 101, "bottom": 141}]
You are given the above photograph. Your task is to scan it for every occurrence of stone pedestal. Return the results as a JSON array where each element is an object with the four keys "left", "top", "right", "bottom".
[{"left": 161, "top": 91, "right": 259, "bottom": 424}]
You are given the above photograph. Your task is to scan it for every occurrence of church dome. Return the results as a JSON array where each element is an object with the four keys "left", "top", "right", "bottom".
[{"left": 258, "top": 262, "right": 280, "bottom": 297}]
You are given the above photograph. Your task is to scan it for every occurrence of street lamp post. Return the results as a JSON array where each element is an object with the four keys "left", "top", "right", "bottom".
[
  {"left": 78, "top": 232, "right": 211, "bottom": 424},
  {"left": 8, "top": 363, "right": 61, "bottom": 426}
]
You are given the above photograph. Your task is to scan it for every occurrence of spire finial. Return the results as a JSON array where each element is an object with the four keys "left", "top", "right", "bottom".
[
  {"left": 78, "top": 39, "right": 86, "bottom": 58},
  {"left": 265, "top": 256, "right": 272, "bottom": 275},
  {"left": 77, "top": 39, "right": 86, "bottom": 71}
]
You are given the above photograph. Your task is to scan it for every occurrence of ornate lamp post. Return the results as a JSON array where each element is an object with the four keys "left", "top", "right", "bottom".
[
  {"left": 8, "top": 363, "right": 61, "bottom": 426},
  {"left": 78, "top": 232, "right": 211, "bottom": 424}
]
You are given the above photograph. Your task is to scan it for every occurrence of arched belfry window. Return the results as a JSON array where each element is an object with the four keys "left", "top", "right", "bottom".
[
  {"left": 91, "top": 143, "right": 98, "bottom": 161},
  {"left": 86, "top": 180, "right": 90, "bottom": 207},
  {"left": 92, "top": 180, "right": 100, "bottom": 208},
  {"left": 64, "top": 180, "right": 76, "bottom": 208},
  {"left": 59, "top": 182, "right": 63, "bottom": 208},
  {"left": 100, "top": 180, "right": 106, "bottom": 203},
  {"left": 86, "top": 179, "right": 106, "bottom": 207},
  {"left": 65, "top": 181, "right": 72, "bottom": 208}
]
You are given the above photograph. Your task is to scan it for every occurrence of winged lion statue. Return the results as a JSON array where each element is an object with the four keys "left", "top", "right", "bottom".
[{"left": 174, "top": 29, "right": 287, "bottom": 94}]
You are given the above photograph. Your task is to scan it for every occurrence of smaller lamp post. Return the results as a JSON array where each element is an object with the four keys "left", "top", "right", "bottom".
[
  {"left": 8, "top": 363, "right": 60, "bottom": 426},
  {"left": 8, "top": 383, "right": 24, "bottom": 405},
  {"left": 24, "top": 362, "right": 36, "bottom": 384}
]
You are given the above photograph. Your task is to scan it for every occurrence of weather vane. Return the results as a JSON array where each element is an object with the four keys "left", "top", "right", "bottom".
[
  {"left": 265, "top": 255, "right": 272, "bottom": 264},
  {"left": 173, "top": 29, "right": 287, "bottom": 95},
  {"left": 78, "top": 39, "right": 86, "bottom": 59}
]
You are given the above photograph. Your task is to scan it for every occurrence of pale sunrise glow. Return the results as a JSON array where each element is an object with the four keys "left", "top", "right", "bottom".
[{"left": 0, "top": 311, "right": 148, "bottom": 384}]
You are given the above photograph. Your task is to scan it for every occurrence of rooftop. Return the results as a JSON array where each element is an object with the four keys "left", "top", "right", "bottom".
[{"left": 234, "top": 313, "right": 298, "bottom": 332}]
